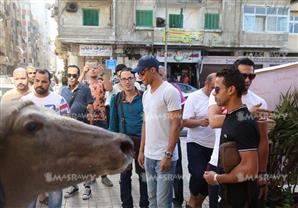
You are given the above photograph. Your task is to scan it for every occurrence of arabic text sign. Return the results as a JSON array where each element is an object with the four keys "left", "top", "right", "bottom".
[{"left": 79, "top": 45, "right": 112, "bottom": 57}]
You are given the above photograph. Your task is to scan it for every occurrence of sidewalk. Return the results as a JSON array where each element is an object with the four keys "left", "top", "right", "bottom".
[{"left": 39, "top": 138, "right": 209, "bottom": 207}]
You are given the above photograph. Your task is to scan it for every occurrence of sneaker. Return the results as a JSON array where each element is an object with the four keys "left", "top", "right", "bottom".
[
  {"left": 101, "top": 176, "right": 113, "bottom": 187},
  {"left": 64, "top": 186, "right": 79, "bottom": 198},
  {"left": 82, "top": 186, "right": 92, "bottom": 200}
]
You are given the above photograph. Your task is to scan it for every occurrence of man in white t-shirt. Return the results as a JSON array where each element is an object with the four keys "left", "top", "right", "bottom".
[
  {"left": 22, "top": 69, "right": 69, "bottom": 208},
  {"left": 133, "top": 55, "right": 181, "bottom": 208},
  {"left": 183, "top": 73, "right": 216, "bottom": 208},
  {"left": 207, "top": 58, "right": 270, "bottom": 208}
]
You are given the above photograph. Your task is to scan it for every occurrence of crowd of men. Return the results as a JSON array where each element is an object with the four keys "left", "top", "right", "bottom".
[{"left": 1, "top": 55, "right": 271, "bottom": 208}]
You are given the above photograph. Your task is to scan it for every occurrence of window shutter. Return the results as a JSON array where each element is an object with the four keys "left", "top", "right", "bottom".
[{"left": 204, "top": 13, "right": 219, "bottom": 29}]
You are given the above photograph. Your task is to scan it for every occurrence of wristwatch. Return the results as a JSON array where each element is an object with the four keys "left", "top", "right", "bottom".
[{"left": 164, "top": 151, "right": 173, "bottom": 159}]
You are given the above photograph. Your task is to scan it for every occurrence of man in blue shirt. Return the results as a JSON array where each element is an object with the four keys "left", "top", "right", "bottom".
[
  {"left": 61, "top": 65, "right": 95, "bottom": 200},
  {"left": 109, "top": 68, "right": 148, "bottom": 208}
]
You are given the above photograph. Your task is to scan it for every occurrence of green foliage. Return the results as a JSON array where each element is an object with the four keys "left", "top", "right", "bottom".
[{"left": 267, "top": 88, "right": 298, "bottom": 207}]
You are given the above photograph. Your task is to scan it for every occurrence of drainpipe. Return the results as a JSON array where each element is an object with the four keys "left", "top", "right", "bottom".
[
  {"left": 197, "top": 55, "right": 204, "bottom": 88},
  {"left": 164, "top": 0, "right": 168, "bottom": 71}
]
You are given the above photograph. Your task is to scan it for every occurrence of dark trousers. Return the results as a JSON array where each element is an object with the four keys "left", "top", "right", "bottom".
[
  {"left": 187, "top": 142, "right": 213, "bottom": 196},
  {"left": 173, "top": 139, "right": 184, "bottom": 205},
  {"left": 120, "top": 137, "right": 149, "bottom": 208},
  {"left": 207, "top": 163, "right": 219, "bottom": 208}
]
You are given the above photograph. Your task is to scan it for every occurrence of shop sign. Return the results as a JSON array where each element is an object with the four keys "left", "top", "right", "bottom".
[
  {"left": 79, "top": 45, "right": 112, "bottom": 57},
  {"left": 156, "top": 50, "right": 201, "bottom": 63}
]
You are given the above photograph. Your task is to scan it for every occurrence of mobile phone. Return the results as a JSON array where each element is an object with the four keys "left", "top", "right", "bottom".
[{"left": 86, "top": 60, "right": 98, "bottom": 68}]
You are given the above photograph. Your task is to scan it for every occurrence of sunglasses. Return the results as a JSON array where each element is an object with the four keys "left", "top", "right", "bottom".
[
  {"left": 241, "top": 73, "right": 256, "bottom": 80},
  {"left": 214, "top": 86, "right": 221, "bottom": 94},
  {"left": 120, "top": 77, "right": 134, "bottom": 82},
  {"left": 139, "top": 68, "right": 151, "bottom": 76},
  {"left": 67, "top": 73, "right": 78, "bottom": 79}
]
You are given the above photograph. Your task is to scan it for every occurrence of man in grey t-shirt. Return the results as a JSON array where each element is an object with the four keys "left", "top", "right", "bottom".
[{"left": 133, "top": 55, "right": 181, "bottom": 208}]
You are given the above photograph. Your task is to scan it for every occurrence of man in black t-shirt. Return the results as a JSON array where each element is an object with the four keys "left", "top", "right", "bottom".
[{"left": 204, "top": 68, "right": 260, "bottom": 207}]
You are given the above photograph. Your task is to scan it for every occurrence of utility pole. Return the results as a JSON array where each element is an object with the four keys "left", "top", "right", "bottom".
[{"left": 164, "top": 0, "right": 168, "bottom": 72}]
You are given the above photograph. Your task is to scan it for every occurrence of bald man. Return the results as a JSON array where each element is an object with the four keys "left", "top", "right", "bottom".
[{"left": 1, "top": 67, "right": 31, "bottom": 104}]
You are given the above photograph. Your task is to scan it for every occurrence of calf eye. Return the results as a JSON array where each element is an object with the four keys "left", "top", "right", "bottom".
[{"left": 25, "top": 121, "right": 42, "bottom": 132}]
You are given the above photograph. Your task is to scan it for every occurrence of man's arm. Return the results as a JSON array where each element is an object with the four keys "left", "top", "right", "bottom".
[
  {"left": 208, "top": 104, "right": 225, "bottom": 128},
  {"left": 138, "top": 114, "right": 146, "bottom": 169},
  {"left": 204, "top": 150, "right": 258, "bottom": 184},
  {"left": 87, "top": 104, "right": 94, "bottom": 125},
  {"left": 160, "top": 110, "right": 181, "bottom": 171},
  {"left": 78, "top": 66, "right": 89, "bottom": 83},
  {"left": 183, "top": 117, "right": 209, "bottom": 128},
  {"left": 257, "top": 122, "right": 269, "bottom": 174},
  {"left": 103, "top": 72, "right": 113, "bottom": 92}
]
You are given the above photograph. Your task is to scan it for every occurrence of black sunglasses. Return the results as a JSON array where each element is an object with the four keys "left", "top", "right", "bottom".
[
  {"left": 67, "top": 73, "right": 78, "bottom": 79},
  {"left": 214, "top": 86, "right": 220, "bottom": 94},
  {"left": 241, "top": 73, "right": 256, "bottom": 80}
]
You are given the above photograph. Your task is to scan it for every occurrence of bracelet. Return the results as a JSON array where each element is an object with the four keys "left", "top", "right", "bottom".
[{"left": 213, "top": 174, "right": 219, "bottom": 185}]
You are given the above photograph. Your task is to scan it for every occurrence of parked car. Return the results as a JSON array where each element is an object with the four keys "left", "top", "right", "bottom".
[{"left": 172, "top": 82, "right": 198, "bottom": 99}]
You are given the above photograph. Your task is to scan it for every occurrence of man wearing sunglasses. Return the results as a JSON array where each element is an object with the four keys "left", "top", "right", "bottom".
[
  {"left": 204, "top": 68, "right": 260, "bottom": 207},
  {"left": 61, "top": 65, "right": 95, "bottom": 199},
  {"left": 134, "top": 55, "right": 182, "bottom": 208},
  {"left": 207, "top": 58, "right": 270, "bottom": 208}
]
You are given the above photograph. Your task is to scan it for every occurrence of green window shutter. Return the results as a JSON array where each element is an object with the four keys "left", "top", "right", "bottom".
[
  {"left": 204, "top": 13, "right": 219, "bottom": 29},
  {"left": 169, "top": 14, "right": 183, "bottom": 28},
  {"left": 136, "top": 10, "right": 153, "bottom": 27},
  {"left": 83, "top": 9, "right": 99, "bottom": 26}
]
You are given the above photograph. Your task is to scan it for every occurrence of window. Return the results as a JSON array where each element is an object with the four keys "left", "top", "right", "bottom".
[
  {"left": 169, "top": 14, "right": 183, "bottom": 28},
  {"left": 289, "top": 15, "right": 298, "bottom": 34},
  {"left": 83, "top": 9, "right": 99, "bottom": 26},
  {"left": 204, "top": 13, "right": 219, "bottom": 30},
  {"left": 243, "top": 5, "right": 289, "bottom": 32},
  {"left": 136, "top": 10, "right": 153, "bottom": 27}
]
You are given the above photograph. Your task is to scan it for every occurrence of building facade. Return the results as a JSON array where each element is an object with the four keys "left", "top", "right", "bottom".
[{"left": 55, "top": 0, "right": 298, "bottom": 87}]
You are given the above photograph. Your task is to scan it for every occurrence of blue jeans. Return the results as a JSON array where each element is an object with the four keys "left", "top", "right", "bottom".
[
  {"left": 144, "top": 157, "right": 177, "bottom": 208},
  {"left": 28, "top": 191, "right": 62, "bottom": 208}
]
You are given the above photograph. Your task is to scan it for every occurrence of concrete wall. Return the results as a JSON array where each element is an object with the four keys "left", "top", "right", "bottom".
[{"left": 250, "top": 62, "right": 298, "bottom": 110}]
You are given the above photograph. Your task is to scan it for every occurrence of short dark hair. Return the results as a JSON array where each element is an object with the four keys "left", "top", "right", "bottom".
[
  {"left": 234, "top": 58, "right": 254, "bottom": 69},
  {"left": 36, "top": 69, "right": 52, "bottom": 81},
  {"left": 119, "top": 67, "right": 135, "bottom": 78},
  {"left": 67, "top": 65, "right": 80, "bottom": 76},
  {"left": 216, "top": 68, "right": 245, "bottom": 97},
  {"left": 115, "top": 64, "right": 127, "bottom": 74}
]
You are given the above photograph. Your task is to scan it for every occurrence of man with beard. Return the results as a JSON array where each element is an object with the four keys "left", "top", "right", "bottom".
[
  {"left": 204, "top": 68, "right": 259, "bottom": 207},
  {"left": 26, "top": 66, "right": 37, "bottom": 87},
  {"left": 1, "top": 67, "right": 31, "bottom": 104},
  {"left": 22, "top": 69, "right": 69, "bottom": 208}
]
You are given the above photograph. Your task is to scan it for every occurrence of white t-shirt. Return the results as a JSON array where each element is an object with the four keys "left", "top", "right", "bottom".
[
  {"left": 22, "top": 92, "right": 70, "bottom": 115},
  {"left": 183, "top": 89, "right": 215, "bottom": 148},
  {"left": 208, "top": 89, "right": 268, "bottom": 166},
  {"left": 143, "top": 81, "right": 181, "bottom": 161}
]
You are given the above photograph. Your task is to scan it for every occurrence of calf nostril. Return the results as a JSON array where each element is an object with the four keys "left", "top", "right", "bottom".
[{"left": 120, "top": 139, "right": 134, "bottom": 155}]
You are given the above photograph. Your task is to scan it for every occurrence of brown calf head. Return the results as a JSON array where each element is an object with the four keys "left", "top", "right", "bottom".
[{"left": 0, "top": 101, "right": 133, "bottom": 207}]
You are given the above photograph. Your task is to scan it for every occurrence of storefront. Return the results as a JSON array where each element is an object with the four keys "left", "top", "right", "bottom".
[{"left": 156, "top": 49, "right": 201, "bottom": 87}]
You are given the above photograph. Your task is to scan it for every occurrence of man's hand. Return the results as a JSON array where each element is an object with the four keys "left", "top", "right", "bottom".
[
  {"left": 138, "top": 151, "right": 145, "bottom": 169},
  {"left": 203, "top": 171, "right": 217, "bottom": 185},
  {"left": 83, "top": 65, "right": 90, "bottom": 74},
  {"left": 250, "top": 103, "right": 273, "bottom": 121},
  {"left": 257, "top": 176, "right": 268, "bottom": 199},
  {"left": 160, "top": 156, "right": 172, "bottom": 172},
  {"left": 200, "top": 118, "right": 209, "bottom": 127}
]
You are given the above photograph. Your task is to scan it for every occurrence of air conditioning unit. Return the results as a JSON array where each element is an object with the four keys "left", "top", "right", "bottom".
[{"left": 65, "top": 2, "right": 78, "bottom": 12}]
